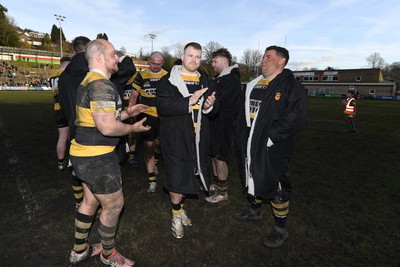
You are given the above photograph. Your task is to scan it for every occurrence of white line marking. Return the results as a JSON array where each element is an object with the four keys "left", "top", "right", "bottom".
[{"left": 0, "top": 117, "right": 38, "bottom": 221}]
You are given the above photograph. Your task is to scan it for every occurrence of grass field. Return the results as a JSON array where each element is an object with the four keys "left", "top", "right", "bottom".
[{"left": 0, "top": 91, "right": 399, "bottom": 267}]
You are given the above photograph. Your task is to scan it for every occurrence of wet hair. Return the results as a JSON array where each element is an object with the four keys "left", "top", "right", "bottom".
[
  {"left": 72, "top": 36, "right": 90, "bottom": 53},
  {"left": 184, "top": 42, "right": 202, "bottom": 51},
  {"left": 212, "top": 48, "right": 232, "bottom": 65},
  {"left": 265, "top": 45, "right": 289, "bottom": 65}
]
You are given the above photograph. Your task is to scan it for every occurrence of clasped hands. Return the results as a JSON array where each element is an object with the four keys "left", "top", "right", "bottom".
[{"left": 189, "top": 87, "right": 216, "bottom": 109}]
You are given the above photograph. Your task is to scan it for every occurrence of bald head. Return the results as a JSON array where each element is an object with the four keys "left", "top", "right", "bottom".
[
  {"left": 148, "top": 51, "right": 164, "bottom": 73},
  {"left": 85, "top": 39, "right": 107, "bottom": 64},
  {"left": 85, "top": 39, "right": 119, "bottom": 77}
]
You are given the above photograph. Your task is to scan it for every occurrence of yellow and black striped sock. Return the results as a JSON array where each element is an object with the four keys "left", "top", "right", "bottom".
[
  {"left": 250, "top": 197, "right": 262, "bottom": 210},
  {"left": 270, "top": 198, "right": 289, "bottom": 229},
  {"left": 98, "top": 222, "right": 118, "bottom": 258},
  {"left": 148, "top": 172, "right": 156, "bottom": 183},
  {"left": 171, "top": 202, "right": 182, "bottom": 216},
  {"left": 217, "top": 179, "right": 228, "bottom": 195},
  {"left": 71, "top": 174, "right": 83, "bottom": 207},
  {"left": 128, "top": 151, "right": 135, "bottom": 158},
  {"left": 73, "top": 212, "right": 95, "bottom": 253}
]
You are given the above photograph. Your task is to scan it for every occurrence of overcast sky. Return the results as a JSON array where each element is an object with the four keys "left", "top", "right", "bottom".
[{"left": 2, "top": 0, "right": 400, "bottom": 70}]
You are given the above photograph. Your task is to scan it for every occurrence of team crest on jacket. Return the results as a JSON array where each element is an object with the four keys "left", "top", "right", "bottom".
[{"left": 275, "top": 92, "right": 281, "bottom": 100}]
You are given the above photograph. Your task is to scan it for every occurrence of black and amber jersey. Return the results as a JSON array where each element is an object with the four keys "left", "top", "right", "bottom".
[
  {"left": 181, "top": 72, "right": 202, "bottom": 132},
  {"left": 132, "top": 68, "right": 168, "bottom": 117},
  {"left": 121, "top": 74, "right": 136, "bottom": 109},
  {"left": 49, "top": 69, "right": 64, "bottom": 112},
  {"left": 249, "top": 79, "right": 270, "bottom": 125},
  {"left": 70, "top": 71, "right": 123, "bottom": 157}
]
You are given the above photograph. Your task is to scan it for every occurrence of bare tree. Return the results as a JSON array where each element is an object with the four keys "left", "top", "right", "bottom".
[
  {"left": 161, "top": 46, "right": 178, "bottom": 72},
  {"left": 174, "top": 43, "right": 184, "bottom": 59},
  {"left": 161, "top": 46, "right": 172, "bottom": 58},
  {"left": 119, "top": 46, "right": 126, "bottom": 53},
  {"left": 384, "top": 61, "right": 400, "bottom": 80},
  {"left": 203, "top": 41, "right": 224, "bottom": 64},
  {"left": 366, "top": 52, "right": 385, "bottom": 68},
  {"left": 241, "top": 49, "right": 262, "bottom": 79}
]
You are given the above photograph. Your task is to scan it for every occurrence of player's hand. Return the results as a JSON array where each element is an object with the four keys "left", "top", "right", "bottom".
[
  {"left": 203, "top": 91, "right": 216, "bottom": 109},
  {"left": 126, "top": 104, "right": 148, "bottom": 117},
  {"left": 131, "top": 117, "right": 151, "bottom": 133},
  {"left": 189, "top": 87, "right": 208, "bottom": 106}
]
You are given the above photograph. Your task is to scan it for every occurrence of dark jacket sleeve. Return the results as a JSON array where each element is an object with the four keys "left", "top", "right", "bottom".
[
  {"left": 110, "top": 57, "right": 136, "bottom": 98},
  {"left": 156, "top": 75, "right": 191, "bottom": 117},
  {"left": 216, "top": 73, "right": 241, "bottom": 109},
  {"left": 269, "top": 79, "right": 308, "bottom": 143}
]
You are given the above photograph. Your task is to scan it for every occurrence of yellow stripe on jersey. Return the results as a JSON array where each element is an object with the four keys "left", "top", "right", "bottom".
[
  {"left": 249, "top": 79, "right": 270, "bottom": 120},
  {"left": 69, "top": 139, "right": 115, "bottom": 157},
  {"left": 50, "top": 69, "right": 63, "bottom": 78},
  {"left": 133, "top": 69, "right": 168, "bottom": 98},
  {"left": 54, "top": 103, "right": 61, "bottom": 111},
  {"left": 75, "top": 106, "right": 95, "bottom": 127},
  {"left": 181, "top": 72, "right": 201, "bottom": 132},
  {"left": 91, "top": 101, "right": 116, "bottom": 112},
  {"left": 257, "top": 79, "right": 270, "bottom": 87},
  {"left": 144, "top": 106, "right": 157, "bottom": 117},
  {"left": 75, "top": 103, "right": 117, "bottom": 128},
  {"left": 80, "top": 71, "right": 107, "bottom": 86},
  {"left": 180, "top": 72, "right": 200, "bottom": 83},
  {"left": 132, "top": 68, "right": 168, "bottom": 117},
  {"left": 72, "top": 71, "right": 121, "bottom": 157}
]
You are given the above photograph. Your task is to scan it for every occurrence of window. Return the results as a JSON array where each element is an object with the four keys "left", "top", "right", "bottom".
[
  {"left": 322, "top": 75, "right": 338, "bottom": 81},
  {"left": 303, "top": 76, "right": 319, "bottom": 81},
  {"left": 356, "top": 76, "right": 362, "bottom": 81},
  {"left": 369, "top": 89, "right": 375, "bottom": 95}
]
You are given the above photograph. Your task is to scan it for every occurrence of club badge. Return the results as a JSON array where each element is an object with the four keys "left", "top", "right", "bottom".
[{"left": 275, "top": 92, "right": 281, "bottom": 101}]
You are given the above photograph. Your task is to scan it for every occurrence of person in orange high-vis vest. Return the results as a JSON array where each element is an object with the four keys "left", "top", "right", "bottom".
[{"left": 342, "top": 92, "right": 356, "bottom": 132}]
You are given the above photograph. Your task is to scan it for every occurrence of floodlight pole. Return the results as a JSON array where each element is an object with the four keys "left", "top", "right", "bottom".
[
  {"left": 54, "top": 14, "right": 66, "bottom": 57},
  {"left": 149, "top": 34, "right": 156, "bottom": 53}
]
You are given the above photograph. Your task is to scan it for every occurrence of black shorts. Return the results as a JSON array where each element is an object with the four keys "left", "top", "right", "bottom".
[
  {"left": 138, "top": 113, "right": 159, "bottom": 142},
  {"left": 55, "top": 110, "right": 68, "bottom": 128},
  {"left": 70, "top": 152, "right": 122, "bottom": 194}
]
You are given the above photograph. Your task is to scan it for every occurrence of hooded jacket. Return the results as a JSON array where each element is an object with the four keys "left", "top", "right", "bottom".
[
  {"left": 156, "top": 66, "right": 218, "bottom": 194},
  {"left": 58, "top": 52, "right": 88, "bottom": 139},
  {"left": 110, "top": 56, "right": 136, "bottom": 106},
  {"left": 236, "top": 69, "right": 308, "bottom": 200},
  {"left": 210, "top": 64, "right": 241, "bottom": 159}
]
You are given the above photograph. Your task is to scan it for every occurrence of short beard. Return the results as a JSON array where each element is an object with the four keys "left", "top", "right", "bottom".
[{"left": 110, "top": 65, "right": 119, "bottom": 75}]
